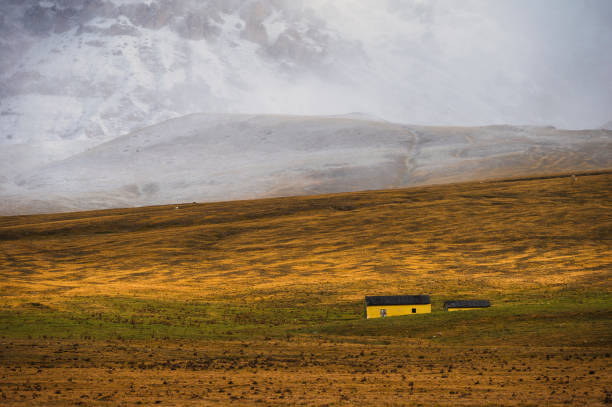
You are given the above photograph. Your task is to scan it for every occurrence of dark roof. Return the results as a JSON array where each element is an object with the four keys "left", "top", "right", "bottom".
[
  {"left": 365, "top": 295, "right": 430, "bottom": 306},
  {"left": 444, "top": 300, "right": 491, "bottom": 309}
]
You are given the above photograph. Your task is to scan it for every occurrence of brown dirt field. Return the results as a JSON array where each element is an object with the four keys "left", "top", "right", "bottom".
[{"left": 1, "top": 339, "right": 610, "bottom": 406}]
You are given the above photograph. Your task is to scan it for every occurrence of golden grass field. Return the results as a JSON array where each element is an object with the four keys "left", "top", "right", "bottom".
[{"left": 1, "top": 171, "right": 611, "bottom": 405}]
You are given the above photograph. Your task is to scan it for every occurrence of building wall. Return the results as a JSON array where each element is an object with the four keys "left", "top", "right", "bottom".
[
  {"left": 366, "top": 304, "right": 431, "bottom": 319},
  {"left": 446, "top": 307, "right": 488, "bottom": 312}
]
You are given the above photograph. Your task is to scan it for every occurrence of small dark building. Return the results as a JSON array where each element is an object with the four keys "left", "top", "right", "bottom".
[
  {"left": 444, "top": 300, "right": 491, "bottom": 311},
  {"left": 365, "top": 295, "right": 431, "bottom": 319}
]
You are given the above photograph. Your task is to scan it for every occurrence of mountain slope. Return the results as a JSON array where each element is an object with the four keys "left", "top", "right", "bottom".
[
  {"left": 1, "top": 0, "right": 611, "bottom": 160},
  {"left": 2, "top": 113, "right": 610, "bottom": 215}
]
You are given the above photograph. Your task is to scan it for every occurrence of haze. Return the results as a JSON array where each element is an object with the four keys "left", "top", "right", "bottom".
[
  {"left": 1, "top": 0, "right": 611, "bottom": 151},
  {"left": 1, "top": 0, "right": 611, "bottom": 214}
]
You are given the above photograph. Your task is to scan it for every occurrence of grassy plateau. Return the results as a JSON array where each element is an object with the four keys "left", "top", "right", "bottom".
[{"left": 0, "top": 171, "right": 611, "bottom": 405}]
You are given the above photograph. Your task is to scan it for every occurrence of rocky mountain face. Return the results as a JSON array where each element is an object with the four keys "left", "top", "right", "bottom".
[{"left": 1, "top": 0, "right": 359, "bottom": 157}]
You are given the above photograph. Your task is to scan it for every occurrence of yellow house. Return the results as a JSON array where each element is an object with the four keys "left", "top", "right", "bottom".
[
  {"left": 365, "top": 295, "right": 431, "bottom": 319},
  {"left": 444, "top": 300, "right": 491, "bottom": 311}
]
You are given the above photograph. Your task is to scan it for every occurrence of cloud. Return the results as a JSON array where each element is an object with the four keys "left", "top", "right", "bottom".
[{"left": 295, "top": 0, "right": 612, "bottom": 128}]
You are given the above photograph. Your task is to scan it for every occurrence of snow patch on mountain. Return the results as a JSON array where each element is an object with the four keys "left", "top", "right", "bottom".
[
  {"left": 1, "top": 0, "right": 611, "bottom": 164},
  {"left": 2, "top": 113, "right": 610, "bottom": 215}
]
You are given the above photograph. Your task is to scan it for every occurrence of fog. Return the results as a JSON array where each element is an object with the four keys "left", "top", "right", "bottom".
[
  {"left": 1, "top": 0, "right": 612, "bottom": 214},
  {"left": 283, "top": 0, "right": 612, "bottom": 128},
  {"left": 0, "top": 0, "right": 611, "bottom": 150}
]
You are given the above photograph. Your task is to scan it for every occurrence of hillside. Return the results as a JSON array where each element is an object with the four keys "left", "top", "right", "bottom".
[
  {"left": 2, "top": 113, "right": 611, "bottom": 215},
  {"left": 1, "top": 170, "right": 610, "bottom": 328},
  {"left": 3, "top": 0, "right": 610, "bottom": 155},
  {"left": 0, "top": 172, "right": 611, "bottom": 405}
]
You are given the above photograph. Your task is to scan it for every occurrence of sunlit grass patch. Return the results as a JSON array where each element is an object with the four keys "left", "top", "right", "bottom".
[
  {"left": 306, "top": 292, "right": 612, "bottom": 346},
  {"left": 1, "top": 291, "right": 610, "bottom": 347},
  {"left": 0, "top": 171, "right": 610, "bottom": 347}
]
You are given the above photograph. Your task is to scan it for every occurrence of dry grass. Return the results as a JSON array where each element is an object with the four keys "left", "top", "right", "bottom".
[
  {"left": 1, "top": 171, "right": 610, "bottom": 303},
  {"left": 0, "top": 171, "right": 611, "bottom": 405}
]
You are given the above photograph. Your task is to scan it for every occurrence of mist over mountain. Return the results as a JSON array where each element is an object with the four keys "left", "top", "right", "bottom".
[
  {"left": 2, "top": 113, "right": 610, "bottom": 215},
  {"left": 2, "top": 0, "right": 612, "bottom": 155},
  {"left": 1, "top": 1, "right": 611, "bottom": 214}
]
